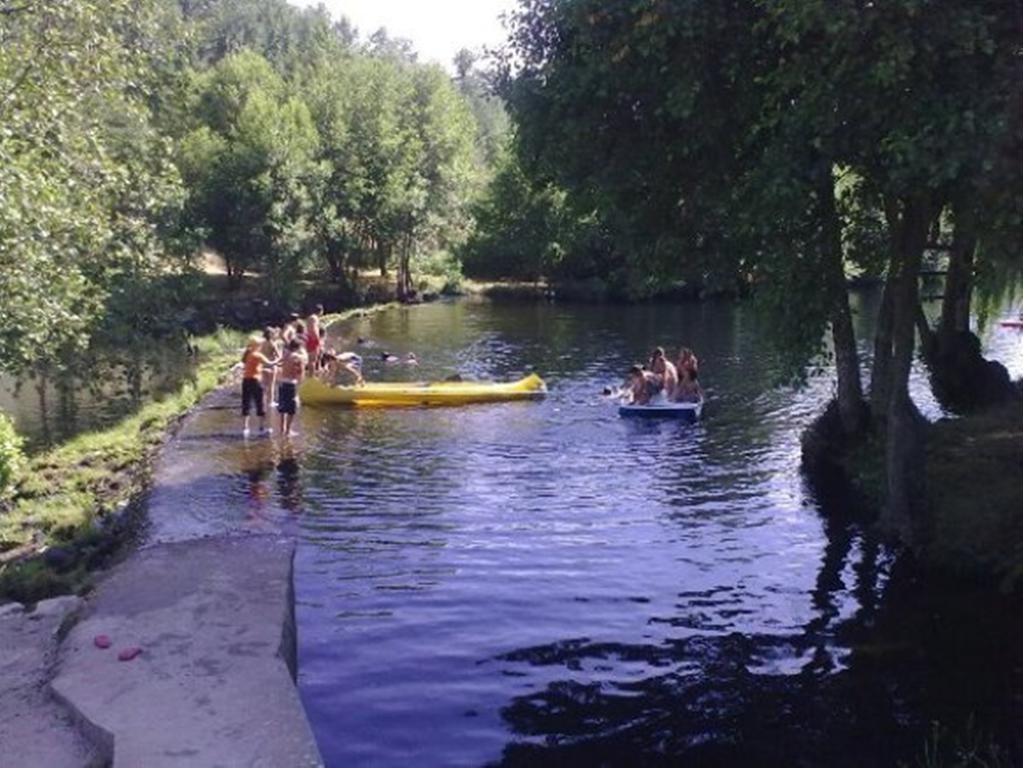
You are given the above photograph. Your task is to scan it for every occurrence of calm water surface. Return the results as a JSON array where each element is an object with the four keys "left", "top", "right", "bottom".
[
  {"left": 0, "top": 344, "right": 192, "bottom": 449},
  {"left": 151, "top": 297, "right": 1023, "bottom": 767},
  {"left": 293, "top": 298, "right": 1023, "bottom": 767}
]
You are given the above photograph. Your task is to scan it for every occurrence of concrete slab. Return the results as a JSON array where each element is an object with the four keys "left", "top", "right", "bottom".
[
  {"left": 0, "top": 596, "right": 101, "bottom": 768},
  {"left": 52, "top": 536, "right": 323, "bottom": 768}
]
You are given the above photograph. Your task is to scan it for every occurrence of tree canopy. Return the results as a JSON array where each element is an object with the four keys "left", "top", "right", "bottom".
[
  {"left": 476, "top": 0, "right": 1023, "bottom": 528},
  {"left": 0, "top": 0, "right": 497, "bottom": 377}
]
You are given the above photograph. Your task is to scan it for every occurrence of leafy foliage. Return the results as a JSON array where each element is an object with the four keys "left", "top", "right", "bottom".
[
  {"left": 0, "top": 0, "right": 496, "bottom": 381},
  {"left": 0, "top": 411, "right": 24, "bottom": 497},
  {"left": 0, "top": 0, "right": 188, "bottom": 376},
  {"left": 179, "top": 50, "right": 323, "bottom": 307}
]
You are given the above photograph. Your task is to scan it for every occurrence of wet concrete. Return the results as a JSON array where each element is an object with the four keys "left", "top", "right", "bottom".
[
  {"left": 1, "top": 385, "right": 324, "bottom": 767},
  {"left": 146, "top": 388, "right": 287, "bottom": 546}
]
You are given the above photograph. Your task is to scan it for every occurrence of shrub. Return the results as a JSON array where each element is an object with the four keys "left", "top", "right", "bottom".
[
  {"left": 0, "top": 412, "right": 24, "bottom": 497},
  {"left": 414, "top": 250, "right": 464, "bottom": 293}
]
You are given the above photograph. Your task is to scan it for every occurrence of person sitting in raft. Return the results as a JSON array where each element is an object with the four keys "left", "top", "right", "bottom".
[
  {"left": 677, "top": 347, "right": 699, "bottom": 380},
  {"left": 277, "top": 338, "right": 308, "bottom": 439},
  {"left": 628, "top": 364, "right": 661, "bottom": 405},
  {"left": 241, "top": 336, "right": 277, "bottom": 436},
  {"left": 673, "top": 364, "right": 703, "bottom": 403},
  {"left": 648, "top": 347, "right": 678, "bottom": 399}
]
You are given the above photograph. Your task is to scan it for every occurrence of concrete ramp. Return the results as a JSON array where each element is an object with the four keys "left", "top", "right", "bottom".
[{"left": 52, "top": 536, "right": 323, "bottom": 767}]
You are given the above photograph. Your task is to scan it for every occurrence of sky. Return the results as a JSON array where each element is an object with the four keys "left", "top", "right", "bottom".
[{"left": 288, "top": 0, "right": 519, "bottom": 70}]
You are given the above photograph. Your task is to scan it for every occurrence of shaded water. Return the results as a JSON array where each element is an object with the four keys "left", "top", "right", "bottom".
[
  {"left": 148, "top": 297, "right": 1023, "bottom": 767},
  {"left": 0, "top": 344, "right": 193, "bottom": 449}
]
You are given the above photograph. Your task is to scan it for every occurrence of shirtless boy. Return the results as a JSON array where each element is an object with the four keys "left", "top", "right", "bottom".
[
  {"left": 648, "top": 347, "right": 678, "bottom": 400},
  {"left": 277, "top": 339, "right": 309, "bottom": 438},
  {"left": 241, "top": 336, "right": 276, "bottom": 436}
]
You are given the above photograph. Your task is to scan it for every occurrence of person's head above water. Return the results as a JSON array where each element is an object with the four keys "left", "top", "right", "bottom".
[{"left": 629, "top": 364, "right": 645, "bottom": 380}]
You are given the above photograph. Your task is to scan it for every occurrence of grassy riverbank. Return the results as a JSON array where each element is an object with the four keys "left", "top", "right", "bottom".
[
  {"left": 926, "top": 403, "right": 1023, "bottom": 591},
  {"left": 806, "top": 399, "right": 1023, "bottom": 592}
]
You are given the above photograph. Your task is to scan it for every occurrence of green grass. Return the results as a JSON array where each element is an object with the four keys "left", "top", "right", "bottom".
[
  {"left": 0, "top": 327, "right": 246, "bottom": 602},
  {"left": 901, "top": 717, "right": 1012, "bottom": 768}
]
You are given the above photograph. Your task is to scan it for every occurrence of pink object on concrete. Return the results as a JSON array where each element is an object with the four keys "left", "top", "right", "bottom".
[
  {"left": 117, "top": 647, "right": 142, "bottom": 662},
  {"left": 93, "top": 635, "right": 112, "bottom": 649}
]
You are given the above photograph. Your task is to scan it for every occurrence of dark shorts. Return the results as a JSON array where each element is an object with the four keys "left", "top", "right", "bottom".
[
  {"left": 277, "top": 382, "right": 298, "bottom": 415},
  {"left": 241, "top": 378, "right": 264, "bottom": 417}
]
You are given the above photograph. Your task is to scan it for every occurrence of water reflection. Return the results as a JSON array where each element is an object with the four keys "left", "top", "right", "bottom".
[
  {"left": 0, "top": 343, "right": 195, "bottom": 449},
  {"left": 135, "top": 297, "right": 1022, "bottom": 766},
  {"left": 492, "top": 536, "right": 1021, "bottom": 768}
]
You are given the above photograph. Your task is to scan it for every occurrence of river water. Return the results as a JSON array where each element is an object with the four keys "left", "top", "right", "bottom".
[
  {"left": 139, "top": 296, "right": 1023, "bottom": 766},
  {"left": 289, "top": 297, "right": 1023, "bottom": 767},
  {"left": 0, "top": 345, "right": 192, "bottom": 450}
]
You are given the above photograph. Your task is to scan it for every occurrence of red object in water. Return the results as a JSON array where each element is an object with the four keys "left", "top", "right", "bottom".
[
  {"left": 93, "top": 635, "right": 112, "bottom": 649},
  {"left": 117, "top": 647, "right": 142, "bottom": 662}
]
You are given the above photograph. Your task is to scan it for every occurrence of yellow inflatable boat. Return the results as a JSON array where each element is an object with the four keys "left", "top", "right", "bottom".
[{"left": 298, "top": 373, "right": 547, "bottom": 407}]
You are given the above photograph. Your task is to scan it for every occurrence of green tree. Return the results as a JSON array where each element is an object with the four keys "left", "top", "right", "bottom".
[
  {"left": 462, "top": 149, "right": 565, "bottom": 281},
  {"left": 453, "top": 47, "right": 511, "bottom": 168},
  {"left": 760, "top": 0, "right": 1022, "bottom": 533},
  {"left": 498, "top": 0, "right": 1023, "bottom": 531},
  {"left": 178, "top": 50, "right": 322, "bottom": 308},
  {"left": 0, "top": 0, "right": 187, "bottom": 377}
]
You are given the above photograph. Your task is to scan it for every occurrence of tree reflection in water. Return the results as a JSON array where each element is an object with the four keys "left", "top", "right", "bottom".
[{"left": 494, "top": 494, "right": 1021, "bottom": 767}]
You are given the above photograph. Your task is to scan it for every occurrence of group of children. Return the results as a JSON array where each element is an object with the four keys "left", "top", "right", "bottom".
[
  {"left": 628, "top": 346, "right": 702, "bottom": 405},
  {"left": 239, "top": 305, "right": 361, "bottom": 438}
]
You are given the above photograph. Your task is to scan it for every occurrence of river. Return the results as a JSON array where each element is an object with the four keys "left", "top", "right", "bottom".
[
  {"left": 291, "top": 297, "right": 1021, "bottom": 766},
  {"left": 46, "top": 295, "right": 1023, "bottom": 766}
]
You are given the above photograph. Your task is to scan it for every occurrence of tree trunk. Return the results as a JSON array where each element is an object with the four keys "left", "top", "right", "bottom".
[
  {"left": 884, "top": 195, "right": 935, "bottom": 541},
  {"left": 35, "top": 369, "right": 50, "bottom": 445},
  {"left": 225, "top": 257, "right": 244, "bottom": 291},
  {"left": 396, "top": 232, "right": 414, "bottom": 302},
  {"left": 869, "top": 254, "right": 897, "bottom": 422},
  {"left": 869, "top": 197, "right": 903, "bottom": 424},
  {"left": 377, "top": 240, "right": 388, "bottom": 277},
  {"left": 938, "top": 197, "right": 976, "bottom": 346},
  {"left": 915, "top": 302, "right": 936, "bottom": 364},
  {"left": 325, "top": 248, "right": 344, "bottom": 284},
  {"left": 819, "top": 170, "right": 866, "bottom": 435}
]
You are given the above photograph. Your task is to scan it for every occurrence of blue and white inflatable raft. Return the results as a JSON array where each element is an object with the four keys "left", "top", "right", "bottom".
[{"left": 618, "top": 398, "right": 704, "bottom": 421}]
